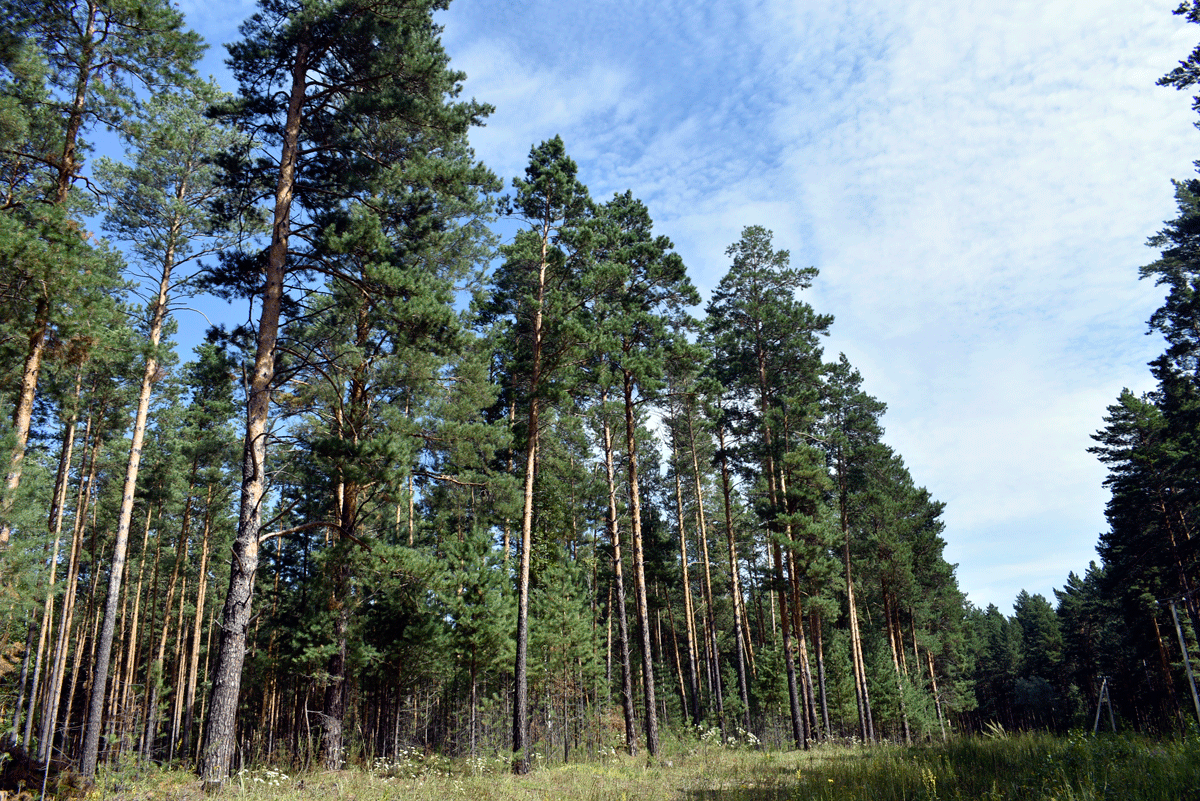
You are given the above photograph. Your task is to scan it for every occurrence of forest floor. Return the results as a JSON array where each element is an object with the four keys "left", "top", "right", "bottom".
[{"left": 93, "top": 731, "right": 1200, "bottom": 801}]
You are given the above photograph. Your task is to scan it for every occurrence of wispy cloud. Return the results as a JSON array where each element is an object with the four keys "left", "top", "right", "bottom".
[{"left": 188, "top": 0, "right": 1200, "bottom": 611}]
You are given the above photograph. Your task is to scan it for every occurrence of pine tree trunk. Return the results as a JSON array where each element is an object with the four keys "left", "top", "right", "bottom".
[
  {"left": 600, "top": 396, "right": 638, "bottom": 755},
  {"left": 882, "top": 589, "right": 911, "bottom": 744},
  {"left": 789, "top": 559, "right": 819, "bottom": 741},
  {"left": 144, "top": 525, "right": 187, "bottom": 762},
  {"left": 773, "top": 541, "right": 804, "bottom": 749},
  {"left": 168, "top": 572, "right": 190, "bottom": 761},
  {"left": 665, "top": 598, "right": 688, "bottom": 724},
  {"left": 80, "top": 204, "right": 182, "bottom": 776},
  {"left": 181, "top": 486, "right": 212, "bottom": 762},
  {"left": 846, "top": 561, "right": 872, "bottom": 742},
  {"left": 23, "top": 389, "right": 81, "bottom": 747},
  {"left": 11, "top": 620, "right": 32, "bottom": 739},
  {"left": 716, "top": 418, "right": 751, "bottom": 735},
  {"left": 840, "top": 469, "right": 873, "bottom": 743},
  {"left": 195, "top": 600, "right": 217, "bottom": 765},
  {"left": 0, "top": 4, "right": 99, "bottom": 535},
  {"left": 926, "top": 649, "right": 946, "bottom": 741},
  {"left": 685, "top": 400, "right": 721, "bottom": 728},
  {"left": 512, "top": 201, "right": 558, "bottom": 775},
  {"left": 623, "top": 372, "right": 660, "bottom": 757},
  {"left": 773, "top": 467, "right": 804, "bottom": 748},
  {"left": 120, "top": 504, "right": 156, "bottom": 755},
  {"left": 670, "top": 431, "right": 701, "bottom": 724},
  {"left": 0, "top": 296, "right": 49, "bottom": 547},
  {"left": 813, "top": 611, "right": 831, "bottom": 738},
  {"left": 38, "top": 421, "right": 97, "bottom": 761},
  {"left": 320, "top": 551, "right": 351, "bottom": 770},
  {"left": 59, "top": 424, "right": 107, "bottom": 757},
  {"left": 198, "top": 30, "right": 310, "bottom": 788},
  {"left": 67, "top": 586, "right": 103, "bottom": 758}
]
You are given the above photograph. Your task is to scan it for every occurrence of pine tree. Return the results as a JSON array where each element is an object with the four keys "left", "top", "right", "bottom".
[
  {"left": 79, "top": 78, "right": 243, "bottom": 778},
  {"left": 587, "top": 191, "right": 697, "bottom": 757},
  {"left": 198, "top": 0, "right": 491, "bottom": 783},
  {"left": 489, "top": 136, "right": 592, "bottom": 773},
  {"left": 821, "top": 355, "right": 886, "bottom": 742},
  {"left": 706, "top": 225, "right": 832, "bottom": 746},
  {"left": 0, "top": 0, "right": 200, "bottom": 550}
]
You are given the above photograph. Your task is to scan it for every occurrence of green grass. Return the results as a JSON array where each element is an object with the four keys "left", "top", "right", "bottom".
[{"left": 92, "top": 732, "right": 1200, "bottom": 801}]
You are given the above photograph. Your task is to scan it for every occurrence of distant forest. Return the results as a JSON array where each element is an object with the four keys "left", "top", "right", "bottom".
[{"left": 0, "top": 0, "right": 1198, "bottom": 786}]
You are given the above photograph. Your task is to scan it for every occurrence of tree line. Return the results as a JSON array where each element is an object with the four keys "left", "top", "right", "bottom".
[{"left": 15, "top": 0, "right": 1200, "bottom": 789}]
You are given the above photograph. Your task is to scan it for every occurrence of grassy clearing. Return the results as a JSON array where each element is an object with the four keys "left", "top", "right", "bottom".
[{"left": 91, "top": 732, "right": 1200, "bottom": 801}]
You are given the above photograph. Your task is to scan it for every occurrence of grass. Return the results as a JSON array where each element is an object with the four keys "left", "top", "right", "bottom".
[{"left": 88, "top": 731, "right": 1200, "bottom": 801}]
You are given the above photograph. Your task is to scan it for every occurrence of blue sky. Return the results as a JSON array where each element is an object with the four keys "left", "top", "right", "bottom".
[{"left": 179, "top": 0, "right": 1199, "bottom": 612}]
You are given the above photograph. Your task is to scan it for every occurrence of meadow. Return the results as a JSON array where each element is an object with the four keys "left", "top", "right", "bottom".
[{"left": 89, "top": 730, "right": 1200, "bottom": 801}]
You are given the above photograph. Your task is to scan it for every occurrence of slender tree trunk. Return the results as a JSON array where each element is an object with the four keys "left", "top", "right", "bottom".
[
  {"left": 502, "top": 400, "right": 516, "bottom": 563},
  {"left": 840, "top": 467, "right": 873, "bottom": 743},
  {"left": 39, "top": 421, "right": 98, "bottom": 762},
  {"left": 846, "top": 557, "right": 873, "bottom": 742},
  {"left": 1, "top": 0, "right": 97, "bottom": 547},
  {"left": 104, "top": 562, "right": 133, "bottom": 754},
  {"left": 789, "top": 561, "right": 819, "bottom": 742},
  {"left": 685, "top": 399, "right": 722, "bottom": 728},
  {"left": 169, "top": 571, "right": 190, "bottom": 761},
  {"left": 716, "top": 418, "right": 751, "bottom": 734},
  {"left": 195, "top": 599, "right": 217, "bottom": 765},
  {"left": 622, "top": 373, "right": 659, "bottom": 757},
  {"left": 11, "top": 619, "right": 32, "bottom": 739},
  {"left": 181, "top": 486, "right": 213, "bottom": 761},
  {"left": 601, "top": 392, "right": 637, "bottom": 755},
  {"left": 773, "top": 468, "right": 804, "bottom": 748},
  {"left": 773, "top": 540, "right": 803, "bottom": 749},
  {"left": 665, "top": 597, "right": 688, "bottom": 725},
  {"left": 511, "top": 384, "right": 537, "bottom": 773},
  {"left": 198, "top": 31, "right": 310, "bottom": 788},
  {"left": 320, "top": 548, "right": 351, "bottom": 770},
  {"left": 23, "top": 388, "right": 81, "bottom": 747},
  {"left": 926, "top": 649, "right": 946, "bottom": 741},
  {"left": 80, "top": 196, "right": 183, "bottom": 776},
  {"left": 144, "top": 524, "right": 187, "bottom": 762},
  {"left": 669, "top": 426, "right": 701, "bottom": 725},
  {"left": 813, "top": 611, "right": 830, "bottom": 738},
  {"left": 63, "top": 430, "right": 103, "bottom": 747},
  {"left": 67, "top": 582, "right": 103, "bottom": 758},
  {"left": 139, "top": 504, "right": 165, "bottom": 758},
  {"left": 513, "top": 211, "right": 553, "bottom": 775},
  {"left": 120, "top": 504, "right": 156, "bottom": 755},
  {"left": 882, "top": 589, "right": 911, "bottom": 744}
]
